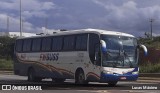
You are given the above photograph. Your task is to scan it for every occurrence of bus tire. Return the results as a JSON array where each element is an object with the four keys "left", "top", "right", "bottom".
[
  {"left": 28, "top": 68, "right": 42, "bottom": 82},
  {"left": 52, "top": 78, "right": 65, "bottom": 83},
  {"left": 75, "top": 69, "right": 88, "bottom": 84},
  {"left": 28, "top": 68, "right": 35, "bottom": 82},
  {"left": 35, "top": 77, "right": 42, "bottom": 82},
  {"left": 108, "top": 81, "right": 118, "bottom": 87}
]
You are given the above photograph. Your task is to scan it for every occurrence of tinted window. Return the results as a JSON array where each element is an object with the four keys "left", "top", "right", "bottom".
[
  {"left": 63, "top": 35, "right": 75, "bottom": 51},
  {"left": 76, "top": 34, "right": 88, "bottom": 50},
  {"left": 52, "top": 37, "right": 63, "bottom": 51},
  {"left": 89, "top": 34, "right": 100, "bottom": 62},
  {"left": 23, "top": 39, "right": 32, "bottom": 52},
  {"left": 16, "top": 40, "right": 23, "bottom": 52},
  {"left": 42, "top": 37, "right": 52, "bottom": 51},
  {"left": 32, "top": 38, "right": 41, "bottom": 51}
]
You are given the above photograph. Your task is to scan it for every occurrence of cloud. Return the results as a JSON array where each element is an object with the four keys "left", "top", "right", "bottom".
[
  {"left": 22, "top": 11, "right": 48, "bottom": 18},
  {"left": 0, "top": 0, "right": 55, "bottom": 11},
  {"left": 0, "top": 0, "right": 160, "bottom": 37},
  {"left": 91, "top": 0, "right": 160, "bottom": 36},
  {"left": 0, "top": 0, "right": 56, "bottom": 19},
  {"left": 0, "top": 0, "right": 55, "bottom": 33},
  {"left": 0, "top": 14, "right": 42, "bottom": 33}
]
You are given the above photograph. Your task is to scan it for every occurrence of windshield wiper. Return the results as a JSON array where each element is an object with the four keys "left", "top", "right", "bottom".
[
  {"left": 104, "top": 50, "right": 120, "bottom": 67},
  {"left": 110, "top": 47, "right": 123, "bottom": 67},
  {"left": 104, "top": 50, "right": 128, "bottom": 67}
]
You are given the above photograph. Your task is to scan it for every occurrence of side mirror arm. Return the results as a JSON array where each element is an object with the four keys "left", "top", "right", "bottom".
[
  {"left": 138, "top": 44, "right": 148, "bottom": 56},
  {"left": 100, "top": 40, "right": 107, "bottom": 53}
]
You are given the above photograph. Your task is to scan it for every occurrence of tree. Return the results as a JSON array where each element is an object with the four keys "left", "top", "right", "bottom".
[{"left": 0, "top": 36, "right": 16, "bottom": 59}]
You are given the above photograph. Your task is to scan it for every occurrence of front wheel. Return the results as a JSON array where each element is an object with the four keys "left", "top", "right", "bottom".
[
  {"left": 108, "top": 81, "right": 118, "bottom": 87},
  {"left": 75, "top": 70, "right": 88, "bottom": 84}
]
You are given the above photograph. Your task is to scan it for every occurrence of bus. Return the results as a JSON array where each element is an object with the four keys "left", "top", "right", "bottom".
[{"left": 13, "top": 29, "right": 147, "bottom": 86}]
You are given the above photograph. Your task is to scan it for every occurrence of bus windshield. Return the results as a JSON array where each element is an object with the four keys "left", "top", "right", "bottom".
[{"left": 101, "top": 35, "right": 138, "bottom": 68}]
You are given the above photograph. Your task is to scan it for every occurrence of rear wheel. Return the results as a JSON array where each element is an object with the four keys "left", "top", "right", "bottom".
[
  {"left": 28, "top": 68, "right": 42, "bottom": 82},
  {"left": 75, "top": 70, "right": 88, "bottom": 84}
]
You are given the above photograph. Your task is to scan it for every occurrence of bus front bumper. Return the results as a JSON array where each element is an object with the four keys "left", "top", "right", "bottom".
[{"left": 100, "top": 73, "right": 138, "bottom": 82}]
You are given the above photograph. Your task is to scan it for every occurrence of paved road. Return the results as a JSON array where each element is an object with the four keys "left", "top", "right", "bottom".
[{"left": 0, "top": 75, "right": 159, "bottom": 93}]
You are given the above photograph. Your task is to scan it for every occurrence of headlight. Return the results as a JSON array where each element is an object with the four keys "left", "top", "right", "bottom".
[
  {"left": 102, "top": 70, "right": 113, "bottom": 74},
  {"left": 132, "top": 71, "right": 139, "bottom": 75}
]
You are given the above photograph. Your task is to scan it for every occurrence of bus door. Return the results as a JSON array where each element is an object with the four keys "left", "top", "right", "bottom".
[
  {"left": 89, "top": 33, "right": 101, "bottom": 81},
  {"left": 92, "top": 44, "right": 101, "bottom": 80}
]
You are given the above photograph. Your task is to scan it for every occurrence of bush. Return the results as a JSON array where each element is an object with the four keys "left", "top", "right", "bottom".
[
  {"left": 0, "top": 59, "right": 13, "bottom": 69},
  {"left": 139, "top": 63, "right": 160, "bottom": 73}
]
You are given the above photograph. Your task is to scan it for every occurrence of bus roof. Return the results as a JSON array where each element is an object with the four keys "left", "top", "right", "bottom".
[
  {"left": 17, "top": 29, "right": 135, "bottom": 39},
  {"left": 74, "top": 29, "right": 135, "bottom": 37}
]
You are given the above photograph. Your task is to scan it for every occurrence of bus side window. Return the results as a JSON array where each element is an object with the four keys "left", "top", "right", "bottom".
[
  {"left": 42, "top": 37, "right": 52, "bottom": 51},
  {"left": 16, "top": 40, "right": 23, "bottom": 52},
  {"left": 23, "top": 39, "right": 32, "bottom": 52},
  {"left": 81, "top": 35, "right": 88, "bottom": 50},
  {"left": 52, "top": 37, "right": 63, "bottom": 51},
  {"left": 89, "top": 33, "right": 100, "bottom": 64},
  {"left": 76, "top": 34, "right": 87, "bottom": 51},
  {"left": 46, "top": 38, "right": 52, "bottom": 51},
  {"left": 32, "top": 38, "right": 41, "bottom": 52},
  {"left": 76, "top": 35, "right": 81, "bottom": 50},
  {"left": 41, "top": 38, "right": 47, "bottom": 51},
  {"left": 63, "top": 35, "right": 75, "bottom": 51},
  {"left": 22, "top": 39, "right": 27, "bottom": 52}
]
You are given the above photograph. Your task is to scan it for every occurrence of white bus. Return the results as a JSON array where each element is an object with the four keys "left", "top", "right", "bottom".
[{"left": 13, "top": 29, "right": 147, "bottom": 86}]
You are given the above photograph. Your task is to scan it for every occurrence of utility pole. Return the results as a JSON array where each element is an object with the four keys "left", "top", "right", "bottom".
[
  {"left": 7, "top": 16, "right": 9, "bottom": 32},
  {"left": 20, "top": 0, "right": 22, "bottom": 37},
  {"left": 45, "top": 18, "right": 48, "bottom": 34},
  {"left": 22, "top": 19, "right": 24, "bottom": 32},
  {"left": 150, "top": 18, "right": 154, "bottom": 40}
]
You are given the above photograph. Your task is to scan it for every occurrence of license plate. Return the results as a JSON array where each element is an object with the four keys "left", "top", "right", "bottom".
[{"left": 120, "top": 77, "right": 126, "bottom": 80}]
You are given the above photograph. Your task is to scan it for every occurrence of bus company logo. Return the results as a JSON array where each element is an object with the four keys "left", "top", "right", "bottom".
[
  {"left": 40, "top": 53, "right": 59, "bottom": 61},
  {"left": 2, "top": 85, "right": 11, "bottom": 90}
]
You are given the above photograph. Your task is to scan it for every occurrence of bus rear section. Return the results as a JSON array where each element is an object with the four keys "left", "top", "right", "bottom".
[{"left": 13, "top": 33, "right": 90, "bottom": 83}]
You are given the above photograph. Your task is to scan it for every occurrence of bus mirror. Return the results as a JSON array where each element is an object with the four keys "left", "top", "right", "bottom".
[
  {"left": 139, "top": 44, "right": 148, "bottom": 56},
  {"left": 100, "top": 40, "right": 107, "bottom": 53}
]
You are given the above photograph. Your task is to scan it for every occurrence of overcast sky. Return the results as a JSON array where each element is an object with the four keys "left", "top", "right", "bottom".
[{"left": 0, "top": 0, "right": 160, "bottom": 37}]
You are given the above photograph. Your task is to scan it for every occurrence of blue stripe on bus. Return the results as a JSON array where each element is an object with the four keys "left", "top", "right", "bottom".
[
  {"left": 100, "top": 67, "right": 139, "bottom": 82},
  {"left": 100, "top": 73, "right": 138, "bottom": 82}
]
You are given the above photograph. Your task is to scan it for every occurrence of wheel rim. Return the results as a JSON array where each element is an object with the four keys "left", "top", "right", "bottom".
[
  {"left": 30, "top": 73, "right": 33, "bottom": 81},
  {"left": 78, "top": 73, "right": 84, "bottom": 84},
  {"left": 28, "top": 70, "right": 34, "bottom": 81}
]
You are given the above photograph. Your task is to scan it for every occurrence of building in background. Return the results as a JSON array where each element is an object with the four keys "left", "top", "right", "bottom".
[{"left": 0, "top": 32, "right": 36, "bottom": 38}]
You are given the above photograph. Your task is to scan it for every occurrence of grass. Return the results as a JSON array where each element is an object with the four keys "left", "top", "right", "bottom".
[
  {"left": 139, "top": 63, "right": 160, "bottom": 73},
  {"left": 0, "top": 58, "right": 13, "bottom": 70}
]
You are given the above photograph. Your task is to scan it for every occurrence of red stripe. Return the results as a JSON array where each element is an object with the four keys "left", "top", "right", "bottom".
[
  {"left": 16, "top": 54, "right": 74, "bottom": 76},
  {"left": 87, "top": 72, "right": 100, "bottom": 79}
]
